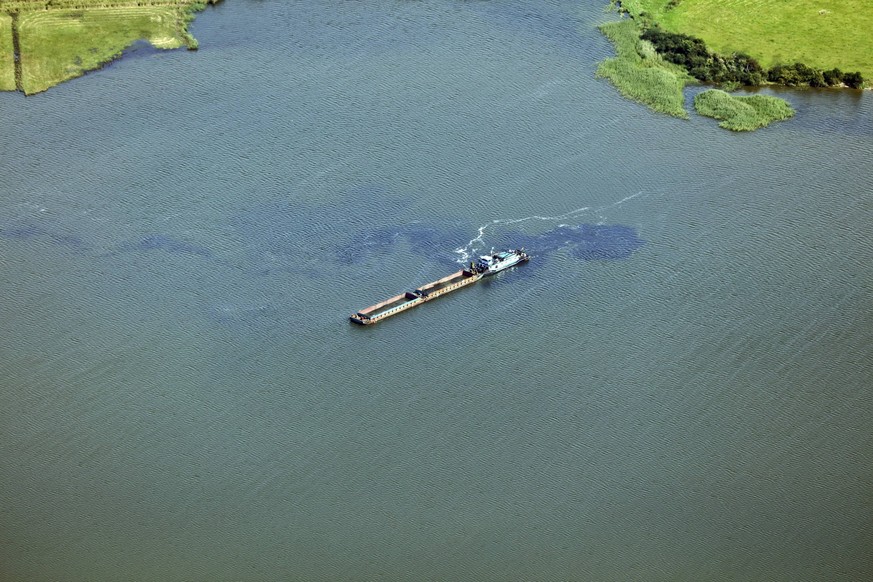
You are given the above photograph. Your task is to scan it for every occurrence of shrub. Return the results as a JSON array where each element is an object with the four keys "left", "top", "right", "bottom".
[
  {"left": 768, "top": 62, "right": 837, "bottom": 87},
  {"left": 768, "top": 64, "right": 795, "bottom": 85},
  {"left": 641, "top": 27, "right": 764, "bottom": 86},
  {"left": 823, "top": 68, "right": 844, "bottom": 86},
  {"left": 641, "top": 28, "right": 708, "bottom": 69},
  {"left": 641, "top": 27, "right": 862, "bottom": 90},
  {"left": 843, "top": 71, "right": 864, "bottom": 89}
]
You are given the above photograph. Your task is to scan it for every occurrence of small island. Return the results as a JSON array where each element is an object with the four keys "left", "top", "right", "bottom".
[
  {"left": 598, "top": 0, "right": 870, "bottom": 131},
  {"left": 1, "top": 0, "right": 218, "bottom": 95}
]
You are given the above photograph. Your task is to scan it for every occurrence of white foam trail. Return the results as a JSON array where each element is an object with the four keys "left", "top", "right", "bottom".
[
  {"left": 592, "top": 191, "right": 648, "bottom": 224},
  {"left": 594, "top": 190, "right": 646, "bottom": 225},
  {"left": 454, "top": 191, "right": 652, "bottom": 263},
  {"left": 597, "top": 191, "right": 645, "bottom": 211},
  {"left": 454, "top": 205, "right": 591, "bottom": 263}
]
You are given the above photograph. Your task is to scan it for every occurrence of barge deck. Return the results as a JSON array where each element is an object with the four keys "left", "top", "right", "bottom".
[{"left": 350, "top": 248, "right": 529, "bottom": 325}]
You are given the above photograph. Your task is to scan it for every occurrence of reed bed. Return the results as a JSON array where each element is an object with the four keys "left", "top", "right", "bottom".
[
  {"left": 694, "top": 89, "right": 795, "bottom": 131},
  {"left": 596, "top": 19, "right": 689, "bottom": 118}
]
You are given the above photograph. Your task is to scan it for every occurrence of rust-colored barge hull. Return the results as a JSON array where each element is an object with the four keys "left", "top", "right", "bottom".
[
  {"left": 349, "top": 269, "right": 481, "bottom": 325},
  {"left": 349, "top": 249, "right": 530, "bottom": 326}
]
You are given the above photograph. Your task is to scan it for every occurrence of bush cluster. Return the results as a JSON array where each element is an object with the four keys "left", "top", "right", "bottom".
[
  {"left": 641, "top": 27, "right": 863, "bottom": 89},
  {"left": 640, "top": 28, "right": 765, "bottom": 86},
  {"left": 768, "top": 63, "right": 864, "bottom": 89}
]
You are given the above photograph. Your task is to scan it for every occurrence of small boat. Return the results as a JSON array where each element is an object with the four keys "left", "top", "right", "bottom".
[
  {"left": 350, "top": 248, "right": 530, "bottom": 325},
  {"left": 471, "top": 248, "right": 531, "bottom": 275}
]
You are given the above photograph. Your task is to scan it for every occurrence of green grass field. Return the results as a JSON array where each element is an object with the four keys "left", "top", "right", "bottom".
[
  {"left": 0, "top": 13, "right": 14, "bottom": 91},
  {"left": 1, "top": 1, "right": 209, "bottom": 94},
  {"left": 630, "top": 0, "right": 872, "bottom": 85},
  {"left": 17, "top": 7, "right": 187, "bottom": 94}
]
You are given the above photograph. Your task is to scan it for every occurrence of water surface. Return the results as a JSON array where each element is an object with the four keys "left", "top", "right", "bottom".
[{"left": 1, "top": 1, "right": 871, "bottom": 580}]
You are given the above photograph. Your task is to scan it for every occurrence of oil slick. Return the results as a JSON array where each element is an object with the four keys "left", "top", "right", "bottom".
[{"left": 1, "top": 190, "right": 646, "bottom": 329}]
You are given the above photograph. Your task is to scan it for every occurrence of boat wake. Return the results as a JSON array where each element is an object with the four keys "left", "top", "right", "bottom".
[
  {"left": 454, "top": 205, "right": 592, "bottom": 263},
  {"left": 453, "top": 192, "right": 649, "bottom": 267},
  {"left": 595, "top": 190, "right": 646, "bottom": 214}
]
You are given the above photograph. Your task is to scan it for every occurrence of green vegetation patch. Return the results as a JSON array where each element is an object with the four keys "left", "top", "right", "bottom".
[
  {"left": 1, "top": 1, "right": 215, "bottom": 94},
  {"left": 694, "top": 89, "right": 795, "bottom": 131},
  {"left": 630, "top": 0, "right": 872, "bottom": 86},
  {"left": 596, "top": 18, "right": 688, "bottom": 118},
  {"left": 17, "top": 7, "right": 188, "bottom": 94},
  {"left": 0, "top": 13, "right": 14, "bottom": 91},
  {"left": 596, "top": 10, "right": 797, "bottom": 131}
]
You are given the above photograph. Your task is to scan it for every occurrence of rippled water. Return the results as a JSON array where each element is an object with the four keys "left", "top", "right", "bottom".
[{"left": 1, "top": 1, "right": 871, "bottom": 580}]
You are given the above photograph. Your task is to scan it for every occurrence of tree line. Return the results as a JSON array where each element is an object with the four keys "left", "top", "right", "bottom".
[{"left": 640, "top": 28, "right": 864, "bottom": 89}]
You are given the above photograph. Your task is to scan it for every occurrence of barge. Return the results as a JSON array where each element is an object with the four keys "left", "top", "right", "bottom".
[{"left": 350, "top": 248, "right": 529, "bottom": 325}]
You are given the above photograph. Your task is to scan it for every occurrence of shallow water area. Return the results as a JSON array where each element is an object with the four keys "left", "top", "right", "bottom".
[{"left": 1, "top": 1, "right": 872, "bottom": 580}]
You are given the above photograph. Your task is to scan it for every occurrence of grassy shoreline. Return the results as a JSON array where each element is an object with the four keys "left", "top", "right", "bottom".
[
  {"left": 596, "top": 18, "right": 689, "bottom": 118},
  {"left": 0, "top": 0, "right": 217, "bottom": 95},
  {"left": 621, "top": 0, "right": 871, "bottom": 88},
  {"left": 596, "top": 16, "right": 797, "bottom": 131},
  {"left": 594, "top": 1, "right": 873, "bottom": 130}
]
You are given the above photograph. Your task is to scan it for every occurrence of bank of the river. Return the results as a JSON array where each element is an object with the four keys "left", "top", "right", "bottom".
[
  {"left": 596, "top": 15, "right": 796, "bottom": 131},
  {"left": 598, "top": 0, "right": 870, "bottom": 130},
  {"left": 0, "top": 0, "right": 217, "bottom": 95},
  {"left": 629, "top": 0, "right": 872, "bottom": 86},
  {"left": 596, "top": 17, "right": 690, "bottom": 118}
]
